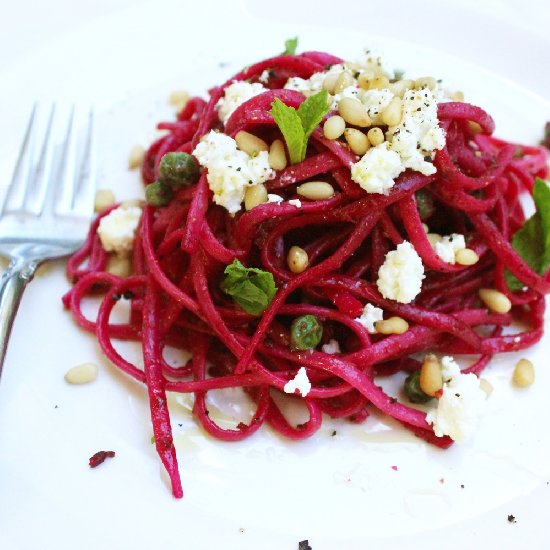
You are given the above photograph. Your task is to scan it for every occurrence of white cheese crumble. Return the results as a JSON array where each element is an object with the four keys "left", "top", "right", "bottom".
[
  {"left": 321, "top": 339, "right": 341, "bottom": 354},
  {"left": 217, "top": 81, "right": 267, "bottom": 123},
  {"left": 267, "top": 194, "right": 284, "bottom": 204},
  {"left": 433, "top": 233, "right": 466, "bottom": 264},
  {"left": 192, "top": 131, "right": 274, "bottom": 215},
  {"left": 377, "top": 241, "right": 425, "bottom": 303},
  {"left": 283, "top": 367, "right": 312, "bottom": 397},
  {"left": 355, "top": 303, "right": 384, "bottom": 333},
  {"left": 387, "top": 88, "right": 446, "bottom": 176},
  {"left": 351, "top": 143, "right": 403, "bottom": 195},
  {"left": 97, "top": 204, "right": 142, "bottom": 253},
  {"left": 284, "top": 64, "right": 345, "bottom": 97},
  {"left": 288, "top": 198, "right": 302, "bottom": 208},
  {"left": 426, "top": 356, "right": 487, "bottom": 443},
  {"left": 259, "top": 69, "right": 271, "bottom": 84}
]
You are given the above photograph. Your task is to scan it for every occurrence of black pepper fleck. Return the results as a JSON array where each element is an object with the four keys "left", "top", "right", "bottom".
[
  {"left": 331, "top": 430, "right": 337, "bottom": 437},
  {"left": 298, "top": 541, "right": 313, "bottom": 550},
  {"left": 508, "top": 514, "right": 517, "bottom": 523}
]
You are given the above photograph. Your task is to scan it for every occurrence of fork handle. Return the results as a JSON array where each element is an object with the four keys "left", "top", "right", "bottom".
[{"left": 0, "top": 258, "right": 38, "bottom": 381}]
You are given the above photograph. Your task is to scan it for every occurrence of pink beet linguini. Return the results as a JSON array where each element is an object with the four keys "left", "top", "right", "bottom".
[{"left": 63, "top": 41, "right": 550, "bottom": 498}]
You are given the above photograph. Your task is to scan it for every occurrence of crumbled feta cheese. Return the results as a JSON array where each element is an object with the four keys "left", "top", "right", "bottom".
[
  {"left": 387, "top": 88, "right": 446, "bottom": 176},
  {"left": 426, "top": 356, "right": 487, "bottom": 443},
  {"left": 377, "top": 241, "right": 425, "bottom": 303},
  {"left": 97, "top": 204, "right": 142, "bottom": 253},
  {"left": 434, "top": 234, "right": 466, "bottom": 264},
  {"left": 321, "top": 339, "right": 341, "bottom": 354},
  {"left": 267, "top": 194, "right": 284, "bottom": 204},
  {"left": 259, "top": 69, "right": 271, "bottom": 84},
  {"left": 192, "top": 131, "right": 274, "bottom": 215},
  {"left": 217, "top": 81, "right": 267, "bottom": 123},
  {"left": 357, "top": 88, "right": 394, "bottom": 124},
  {"left": 288, "top": 198, "right": 302, "bottom": 208},
  {"left": 283, "top": 367, "right": 311, "bottom": 397},
  {"left": 351, "top": 143, "right": 403, "bottom": 194},
  {"left": 355, "top": 303, "right": 384, "bottom": 333},
  {"left": 284, "top": 64, "right": 345, "bottom": 97}
]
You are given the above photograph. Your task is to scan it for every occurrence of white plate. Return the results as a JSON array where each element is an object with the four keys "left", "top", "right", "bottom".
[{"left": 1, "top": 2, "right": 550, "bottom": 549}]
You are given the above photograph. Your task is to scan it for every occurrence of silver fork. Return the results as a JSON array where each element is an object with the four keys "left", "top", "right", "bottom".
[{"left": 0, "top": 104, "right": 95, "bottom": 380}]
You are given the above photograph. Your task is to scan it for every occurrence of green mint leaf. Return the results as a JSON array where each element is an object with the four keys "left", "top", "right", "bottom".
[
  {"left": 270, "top": 91, "right": 329, "bottom": 164},
  {"left": 271, "top": 98, "right": 305, "bottom": 164},
  {"left": 220, "top": 259, "right": 277, "bottom": 316},
  {"left": 505, "top": 178, "right": 550, "bottom": 290},
  {"left": 297, "top": 90, "right": 330, "bottom": 143},
  {"left": 283, "top": 37, "right": 298, "bottom": 56}
]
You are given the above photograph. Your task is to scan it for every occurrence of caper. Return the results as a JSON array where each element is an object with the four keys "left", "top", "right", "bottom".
[
  {"left": 404, "top": 370, "right": 433, "bottom": 404},
  {"left": 158, "top": 152, "right": 199, "bottom": 188},
  {"left": 145, "top": 181, "right": 173, "bottom": 206},
  {"left": 290, "top": 315, "right": 323, "bottom": 350}
]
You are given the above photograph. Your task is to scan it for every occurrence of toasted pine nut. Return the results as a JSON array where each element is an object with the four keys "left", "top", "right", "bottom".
[
  {"left": 479, "top": 378, "right": 493, "bottom": 396},
  {"left": 106, "top": 254, "right": 132, "bottom": 278},
  {"left": 478, "top": 288, "right": 512, "bottom": 313},
  {"left": 235, "top": 131, "right": 268, "bottom": 156},
  {"left": 455, "top": 248, "right": 479, "bottom": 266},
  {"left": 369, "top": 76, "right": 390, "bottom": 90},
  {"left": 323, "top": 115, "right": 346, "bottom": 140},
  {"left": 419, "top": 354, "right": 443, "bottom": 397},
  {"left": 367, "top": 127, "right": 384, "bottom": 147},
  {"left": 513, "top": 358, "right": 535, "bottom": 388},
  {"left": 297, "top": 181, "right": 335, "bottom": 201},
  {"left": 388, "top": 79, "right": 414, "bottom": 98},
  {"left": 382, "top": 97, "right": 403, "bottom": 126},
  {"left": 338, "top": 98, "right": 371, "bottom": 127},
  {"left": 426, "top": 233, "right": 442, "bottom": 247},
  {"left": 94, "top": 189, "right": 116, "bottom": 213},
  {"left": 452, "top": 90, "right": 465, "bottom": 102},
  {"left": 375, "top": 316, "right": 409, "bottom": 335},
  {"left": 169, "top": 89, "right": 190, "bottom": 109},
  {"left": 334, "top": 71, "right": 355, "bottom": 93},
  {"left": 344, "top": 128, "right": 369, "bottom": 155},
  {"left": 128, "top": 145, "right": 145, "bottom": 170},
  {"left": 468, "top": 121, "right": 482, "bottom": 135},
  {"left": 287, "top": 246, "right": 309, "bottom": 274},
  {"left": 244, "top": 183, "right": 268, "bottom": 210},
  {"left": 268, "top": 139, "right": 287, "bottom": 171},
  {"left": 65, "top": 362, "right": 99, "bottom": 385},
  {"left": 415, "top": 77, "right": 437, "bottom": 91},
  {"left": 322, "top": 72, "right": 341, "bottom": 94}
]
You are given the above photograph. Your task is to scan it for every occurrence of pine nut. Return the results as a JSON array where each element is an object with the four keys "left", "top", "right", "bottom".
[
  {"left": 375, "top": 316, "right": 409, "bottom": 335},
  {"left": 268, "top": 139, "right": 287, "bottom": 170},
  {"left": 322, "top": 72, "right": 341, "bottom": 94},
  {"left": 479, "top": 377, "right": 493, "bottom": 396},
  {"left": 382, "top": 97, "right": 403, "bottom": 126},
  {"left": 287, "top": 246, "right": 309, "bottom": 274},
  {"left": 478, "top": 288, "right": 512, "bottom": 313},
  {"left": 367, "top": 127, "right": 385, "bottom": 147},
  {"left": 244, "top": 182, "right": 268, "bottom": 210},
  {"left": 455, "top": 248, "right": 479, "bottom": 266},
  {"left": 106, "top": 254, "right": 132, "bottom": 278},
  {"left": 344, "top": 128, "right": 369, "bottom": 155},
  {"left": 369, "top": 76, "right": 390, "bottom": 90},
  {"left": 65, "top": 362, "right": 99, "bottom": 385},
  {"left": 334, "top": 71, "right": 355, "bottom": 93},
  {"left": 323, "top": 115, "right": 346, "bottom": 140},
  {"left": 513, "top": 358, "right": 534, "bottom": 387},
  {"left": 468, "top": 121, "right": 482, "bottom": 135},
  {"left": 297, "top": 181, "right": 335, "bottom": 200},
  {"left": 426, "top": 233, "right": 442, "bottom": 247},
  {"left": 415, "top": 77, "right": 437, "bottom": 91},
  {"left": 338, "top": 98, "right": 371, "bottom": 127},
  {"left": 169, "top": 89, "right": 190, "bottom": 109},
  {"left": 419, "top": 354, "right": 443, "bottom": 397},
  {"left": 235, "top": 131, "right": 268, "bottom": 156},
  {"left": 94, "top": 189, "right": 116, "bottom": 213},
  {"left": 452, "top": 90, "right": 465, "bottom": 102},
  {"left": 421, "top": 223, "right": 429, "bottom": 233},
  {"left": 388, "top": 79, "right": 414, "bottom": 98},
  {"left": 128, "top": 145, "right": 145, "bottom": 170}
]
